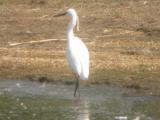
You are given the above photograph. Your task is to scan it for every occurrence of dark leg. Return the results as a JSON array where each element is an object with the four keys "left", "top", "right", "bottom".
[{"left": 74, "top": 76, "right": 80, "bottom": 97}]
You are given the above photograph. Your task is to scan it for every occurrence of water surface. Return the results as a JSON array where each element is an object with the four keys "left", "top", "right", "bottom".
[{"left": 0, "top": 80, "right": 159, "bottom": 120}]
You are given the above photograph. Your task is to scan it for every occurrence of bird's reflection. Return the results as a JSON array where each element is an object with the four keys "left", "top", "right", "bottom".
[{"left": 73, "top": 99, "right": 90, "bottom": 120}]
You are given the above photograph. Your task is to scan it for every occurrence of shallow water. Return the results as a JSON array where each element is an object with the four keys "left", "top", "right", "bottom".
[{"left": 0, "top": 80, "right": 159, "bottom": 120}]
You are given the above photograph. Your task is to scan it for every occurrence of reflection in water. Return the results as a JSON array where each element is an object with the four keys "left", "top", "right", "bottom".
[
  {"left": 0, "top": 80, "right": 160, "bottom": 120},
  {"left": 74, "top": 100, "right": 90, "bottom": 120}
]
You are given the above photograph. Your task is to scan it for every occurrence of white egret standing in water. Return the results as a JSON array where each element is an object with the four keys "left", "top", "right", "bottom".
[{"left": 54, "top": 9, "right": 89, "bottom": 97}]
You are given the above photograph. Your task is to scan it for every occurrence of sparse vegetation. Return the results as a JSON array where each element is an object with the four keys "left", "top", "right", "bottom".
[{"left": 0, "top": 0, "right": 160, "bottom": 94}]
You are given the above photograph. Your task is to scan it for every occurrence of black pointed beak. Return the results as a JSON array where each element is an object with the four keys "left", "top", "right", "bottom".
[{"left": 54, "top": 12, "right": 67, "bottom": 17}]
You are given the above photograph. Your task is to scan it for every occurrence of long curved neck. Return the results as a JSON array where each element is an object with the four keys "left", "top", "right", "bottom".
[{"left": 67, "top": 14, "right": 77, "bottom": 41}]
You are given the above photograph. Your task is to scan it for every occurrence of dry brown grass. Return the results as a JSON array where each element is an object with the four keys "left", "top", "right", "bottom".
[{"left": 0, "top": 0, "right": 160, "bottom": 94}]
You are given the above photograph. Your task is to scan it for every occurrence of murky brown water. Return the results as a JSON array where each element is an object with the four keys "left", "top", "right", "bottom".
[{"left": 0, "top": 80, "right": 159, "bottom": 120}]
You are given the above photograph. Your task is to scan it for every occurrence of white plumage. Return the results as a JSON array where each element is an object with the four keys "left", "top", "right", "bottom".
[
  {"left": 54, "top": 9, "right": 89, "bottom": 97},
  {"left": 66, "top": 36, "right": 89, "bottom": 80}
]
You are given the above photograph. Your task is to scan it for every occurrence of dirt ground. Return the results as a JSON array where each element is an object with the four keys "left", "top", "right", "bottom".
[{"left": 0, "top": 0, "right": 160, "bottom": 95}]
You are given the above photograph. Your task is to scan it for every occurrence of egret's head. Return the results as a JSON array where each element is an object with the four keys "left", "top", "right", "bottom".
[
  {"left": 54, "top": 8, "right": 79, "bottom": 31},
  {"left": 66, "top": 9, "right": 77, "bottom": 17}
]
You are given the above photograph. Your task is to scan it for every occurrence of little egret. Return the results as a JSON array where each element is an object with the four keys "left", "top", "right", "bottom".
[{"left": 54, "top": 9, "right": 89, "bottom": 97}]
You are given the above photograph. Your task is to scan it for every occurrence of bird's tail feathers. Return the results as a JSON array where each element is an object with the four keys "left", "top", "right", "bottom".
[{"left": 80, "top": 68, "right": 89, "bottom": 80}]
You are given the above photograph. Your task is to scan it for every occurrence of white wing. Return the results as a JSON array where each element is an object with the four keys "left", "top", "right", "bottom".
[{"left": 66, "top": 37, "right": 89, "bottom": 80}]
